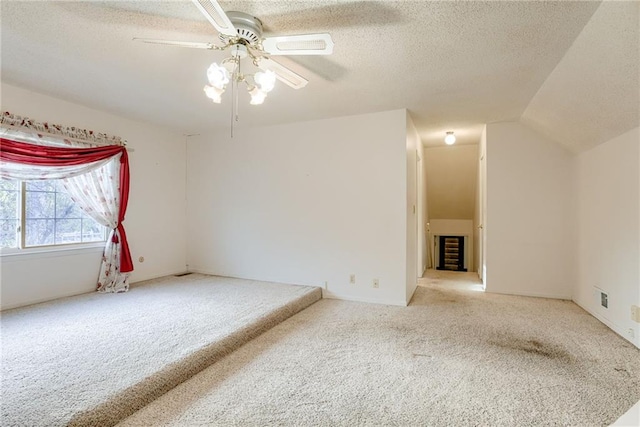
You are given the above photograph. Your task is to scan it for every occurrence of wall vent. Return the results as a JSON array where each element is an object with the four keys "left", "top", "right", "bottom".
[{"left": 600, "top": 291, "right": 608, "bottom": 308}]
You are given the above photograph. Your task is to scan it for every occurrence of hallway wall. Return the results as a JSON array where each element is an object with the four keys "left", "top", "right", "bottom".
[{"left": 485, "top": 121, "right": 574, "bottom": 299}]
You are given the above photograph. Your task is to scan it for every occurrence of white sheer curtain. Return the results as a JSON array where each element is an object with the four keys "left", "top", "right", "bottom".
[
  {"left": 0, "top": 157, "right": 113, "bottom": 180},
  {"left": 62, "top": 155, "right": 129, "bottom": 292}
]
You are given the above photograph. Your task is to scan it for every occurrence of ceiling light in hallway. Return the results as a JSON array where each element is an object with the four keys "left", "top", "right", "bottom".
[{"left": 445, "top": 131, "right": 456, "bottom": 145}]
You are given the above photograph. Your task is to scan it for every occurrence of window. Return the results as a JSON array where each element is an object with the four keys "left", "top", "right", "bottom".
[{"left": 0, "top": 179, "right": 107, "bottom": 249}]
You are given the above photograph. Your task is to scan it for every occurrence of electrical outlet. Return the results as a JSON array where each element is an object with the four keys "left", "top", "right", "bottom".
[
  {"left": 323, "top": 281, "right": 328, "bottom": 289},
  {"left": 632, "top": 305, "right": 640, "bottom": 323},
  {"left": 373, "top": 279, "right": 379, "bottom": 288},
  {"left": 628, "top": 328, "right": 635, "bottom": 339},
  {"left": 349, "top": 274, "right": 356, "bottom": 284}
]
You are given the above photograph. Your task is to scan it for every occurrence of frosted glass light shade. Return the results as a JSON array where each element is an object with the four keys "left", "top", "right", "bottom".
[
  {"left": 206, "top": 63, "right": 230, "bottom": 89},
  {"left": 254, "top": 70, "right": 276, "bottom": 93},
  {"left": 445, "top": 132, "right": 456, "bottom": 145},
  {"left": 204, "top": 85, "right": 224, "bottom": 103},
  {"left": 249, "top": 87, "right": 267, "bottom": 105}
]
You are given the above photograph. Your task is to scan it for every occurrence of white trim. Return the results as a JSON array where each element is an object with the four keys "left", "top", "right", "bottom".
[
  {"left": 0, "top": 242, "right": 104, "bottom": 259},
  {"left": 0, "top": 288, "right": 97, "bottom": 311},
  {"left": 186, "top": 267, "right": 324, "bottom": 289},
  {"left": 611, "top": 400, "right": 640, "bottom": 426},
  {"left": 486, "top": 289, "right": 572, "bottom": 300},
  {"left": 129, "top": 269, "right": 193, "bottom": 286},
  {"left": 188, "top": 267, "right": 406, "bottom": 306},
  {"left": 573, "top": 298, "right": 640, "bottom": 349},
  {"left": 322, "top": 291, "right": 408, "bottom": 307}
]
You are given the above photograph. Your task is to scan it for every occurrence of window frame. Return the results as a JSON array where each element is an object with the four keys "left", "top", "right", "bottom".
[{"left": 0, "top": 179, "right": 108, "bottom": 255}]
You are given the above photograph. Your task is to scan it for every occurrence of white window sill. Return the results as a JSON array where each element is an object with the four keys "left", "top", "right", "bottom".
[{"left": 0, "top": 242, "right": 105, "bottom": 259}]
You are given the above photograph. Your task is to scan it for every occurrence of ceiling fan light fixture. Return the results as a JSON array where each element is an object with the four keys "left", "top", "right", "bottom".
[
  {"left": 206, "top": 62, "right": 230, "bottom": 89},
  {"left": 222, "top": 60, "right": 238, "bottom": 73},
  {"left": 249, "top": 87, "right": 267, "bottom": 105},
  {"left": 204, "top": 84, "right": 224, "bottom": 103},
  {"left": 254, "top": 70, "right": 276, "bottom": 93},
  {"left": 230, "top": 44, "right": 249, "bottom": 59},
  {"left": 445, "top": 131, "right": 456, "bottom": 145}
]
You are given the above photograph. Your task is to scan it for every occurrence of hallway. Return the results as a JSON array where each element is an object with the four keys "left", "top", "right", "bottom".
[{"left": 419, "top": 269, "right": 484, "bottom": 292}]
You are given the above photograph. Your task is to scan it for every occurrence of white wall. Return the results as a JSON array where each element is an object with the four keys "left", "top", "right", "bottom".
[
  {"left": 424, "top": 144, "right": 478, "bottom": 220},
  {"left": 186, "top": 109, "right": 409, "bottom": 306},
  {"left": 423, "top": 145, "right": 432, "bottom": 271},
  {"left": 0, "top": 83, "right": 187, "bottom": 310},
  {"left": 485, "top": 121, "right": 574, "bottom": 299},
  {"left": 479, "top": 126, "right": 487, "bottom": 282},
  {"left": 573, "top": 127, "right": 639, "bottom": 347},
  {"left": 417, "top": 137, "right": 427, "bottom": 277},
  {"left": 473, "top": 136, "right": 483, "bottom": 276},
  {"left": 405, "top": 113, "right": 419, "bottom": 302}
]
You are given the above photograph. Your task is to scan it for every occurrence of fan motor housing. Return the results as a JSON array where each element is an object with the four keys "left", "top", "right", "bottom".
[{"left": 222, "top": 11, "right": 263, "bottom": 45}]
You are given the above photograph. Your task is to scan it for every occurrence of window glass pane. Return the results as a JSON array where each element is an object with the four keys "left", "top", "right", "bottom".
[
  {"left": 0, "top": 180, "right": 19, "bottom": 248},
  {"left": 26, "top": 181, "right": 56, "bottom": 192},
  {"left": 25, "top": 219, "right": 55, "bottom": 246},
  {"left": 0, "top": 179, "right": 19, "bottom": 192},
  {"left": 26, "top": 191, "right": 55, "bottom": 219},
  {"left": 0, "top": 220, "right": 18, "bottom": 248},
  {"left": 55, "top": 219, "right": 82, "bottom": 244},
  {"left": 12, "top": 179, "right": 108, "bottom": 248},
  {"left": 0, "top": 188, "right": 19, "bottom": 219},
  {"left": 82, "top": 220, "right": 105, "bottom": 242},
  {"left": 55, "top": 190, "right": 83, "bottom": 219}
]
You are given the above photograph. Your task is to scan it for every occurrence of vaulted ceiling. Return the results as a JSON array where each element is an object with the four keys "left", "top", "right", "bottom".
[{"left": 1, "top": 1, "right": 638, "bottom": 152}]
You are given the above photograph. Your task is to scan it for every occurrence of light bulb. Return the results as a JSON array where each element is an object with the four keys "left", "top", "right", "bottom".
[
  {"left": 206, "top": 63, "right": 230, "bottom": 89},
  {"left": 204, "top": 85, "right": 224, "bottom": 104},
  {"left": 249, "top": 87, "right": 267, "bottom": 105},
  {"left": 254, "top": 70, "right": 276, "bottom": 93},
  {"left": 445, "top": 132, "right": 456, "bottom": 145}
]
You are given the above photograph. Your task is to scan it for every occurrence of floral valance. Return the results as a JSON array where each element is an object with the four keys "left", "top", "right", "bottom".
[{"left": 1, "top": 111, "right": 125, "bottom": 147}]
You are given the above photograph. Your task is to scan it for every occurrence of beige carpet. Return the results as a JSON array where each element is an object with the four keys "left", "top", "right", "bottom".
[
  {"left": 119, "top": 274, "right": 640, "bottom": 426},
  {"left": 0, "top": 274, "right": 321, "bottom": 427}
]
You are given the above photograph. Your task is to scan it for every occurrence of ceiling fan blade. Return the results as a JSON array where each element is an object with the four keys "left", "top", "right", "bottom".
[
  {"left": 191, "top": 0, "right": 236, "bottom": 38},
  {"left": 257, "top": 58, "right": 308, "bottom": 89},
  {"left": 262, "top": 33, "right": 334, "bottom": 56},
  {"left": 133, "top": 38, "right": 216, "bottom": 49}
]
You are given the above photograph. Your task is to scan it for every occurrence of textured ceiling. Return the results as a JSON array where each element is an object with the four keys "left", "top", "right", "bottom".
[
  {"left": 521, "top": 1, "right": 640, "bottom": 153},
  {"left": 2, "top": 1, "right": 634, "bottom": 151}
]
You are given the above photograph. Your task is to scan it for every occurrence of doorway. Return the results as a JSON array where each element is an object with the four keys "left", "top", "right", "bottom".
[{"left": 437, "top": 236, "right": 466, "bottom": 271}]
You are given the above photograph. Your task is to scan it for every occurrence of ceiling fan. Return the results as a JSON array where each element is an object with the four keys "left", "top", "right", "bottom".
[{"left": 134, "top": 0, "right": 334, "bottom": 106}]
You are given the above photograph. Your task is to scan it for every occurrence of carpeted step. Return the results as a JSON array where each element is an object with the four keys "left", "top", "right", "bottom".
[
  {"left": 68, "top": 285, "right": 321, "bottom": 426},
  {"left": 1, "top": 274, "right": 322, "bottom": 427}
]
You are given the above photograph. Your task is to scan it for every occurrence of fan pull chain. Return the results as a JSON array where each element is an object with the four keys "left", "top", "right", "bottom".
[
  {"left": 230, "top": 68, "right": 235, "bottom": 139},
  {"left": 235, "top": 57, "right": 240, "bottom": 123}
]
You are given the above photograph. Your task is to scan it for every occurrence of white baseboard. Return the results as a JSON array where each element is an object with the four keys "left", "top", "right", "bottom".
[
  {"left": 1, "top": 288, "right": 95, "bottom": 311},
  {"left": 573, "top": 298, "right": 639, "bottom": 349},
  {"left": 611, "top": 400, "right": 640, "bottom": 426},
  {"left": 322, "top": 291, "right": 407, "bottom": 307},
  {"left": 185, "top": 267, "right": 325, "bottom": 291},
  {"left": 130, "top": 268, "right": 192, "bottom": 285},
  {"left": 486, "top": 288, "right": 572, "bottom": 300}
]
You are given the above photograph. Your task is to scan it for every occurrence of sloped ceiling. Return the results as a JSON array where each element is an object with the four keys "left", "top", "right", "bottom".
[
  {"left": 521, "top": 1, "right": 640, "bottom": 153},
  {"left": 1, "top": 1, "right": 636, "bottom": 152}
]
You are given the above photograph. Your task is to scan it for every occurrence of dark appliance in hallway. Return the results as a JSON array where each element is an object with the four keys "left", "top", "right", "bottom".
[{"left": 437, "top": 236, "right": 466, "bottom": 271}]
